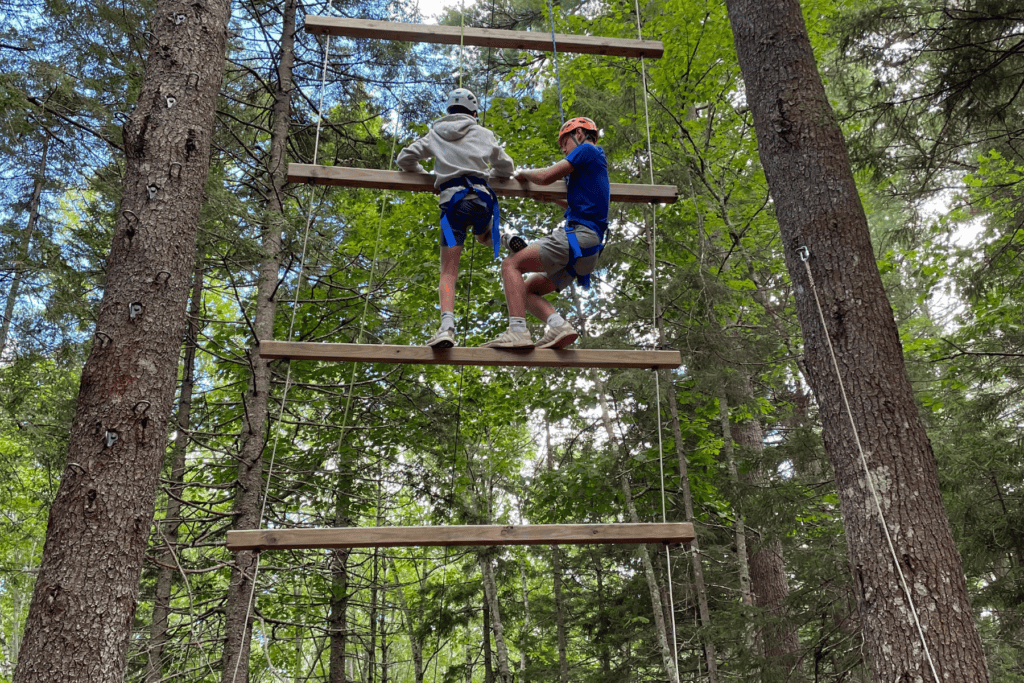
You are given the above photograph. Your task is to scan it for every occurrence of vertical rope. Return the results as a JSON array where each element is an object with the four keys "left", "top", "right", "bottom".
[
  {"left": 631, "top": 3, "right": 680, "bottom": 681},
  {"left": 545, "top": 0, "right": 565, "bottom": 123},
  {"left": 798, "top": 247, "right": 941, "bottom": 683}
]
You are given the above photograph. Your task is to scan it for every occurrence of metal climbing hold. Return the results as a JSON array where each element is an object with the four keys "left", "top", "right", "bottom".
[
  {"left": 166, "top": 95, "right": 176, "bottom": 109},
  {"left": 105, "top": 430, "right": 118, "bottom": 448},
  {"left": 175, "top": 13, "right": 186, "bottom": 25},
  {"left": 129, "top": 303, "right": 143, "bottom": 319},
  {"left": 797, "top": 246, "right": 810, "bottom": 262},
  {"left": 147, "top": 184, "right": 158, "bottom": 199}
]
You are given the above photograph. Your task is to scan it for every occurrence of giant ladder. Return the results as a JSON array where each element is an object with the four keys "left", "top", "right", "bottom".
[{"left": 228, "top": 11, "right": 693, "bottom": 573}]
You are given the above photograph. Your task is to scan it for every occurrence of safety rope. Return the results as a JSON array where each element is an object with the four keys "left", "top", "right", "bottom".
[
  {"left": 798, "top": 246, "right": 941, "bottom": 683},
  {"left": 545, "top": 0, "right": 565, "bottom": 123},
  {"left": 631, "top": 3, "right": 680, "bottom": 680}
]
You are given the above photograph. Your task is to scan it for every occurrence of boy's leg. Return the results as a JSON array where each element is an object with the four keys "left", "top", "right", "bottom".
[
  {"left": 439, "top": 243, "right": 462, "bottom": 316},
  {"left": 499, "top": 244, "right": 547, "bottom": 318}
]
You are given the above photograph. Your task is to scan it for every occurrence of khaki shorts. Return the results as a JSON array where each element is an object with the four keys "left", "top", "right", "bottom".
[{"left": 536, "top": 224, "right": 602, "bottom": 291}]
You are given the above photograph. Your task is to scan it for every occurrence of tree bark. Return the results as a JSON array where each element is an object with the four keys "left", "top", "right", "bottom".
[
  {"left": 724, "top": 1, "right": 989, "bottom": 680},
  {"left": 220, "top": 0, "right": 297, "bottom": 678},
  {"left": 146, "top": 261, "right": 205, "bottom": 682},
  {"left": 1, "top": 136, "right": 46, "bottom": 356},
  {"left": 11, "top": 0, "right": 230, "bottom": 679}
]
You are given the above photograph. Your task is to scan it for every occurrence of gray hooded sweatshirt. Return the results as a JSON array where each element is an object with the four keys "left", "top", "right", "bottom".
[{"left": 396, "top": 114, "right": 515, "bottom": 206}]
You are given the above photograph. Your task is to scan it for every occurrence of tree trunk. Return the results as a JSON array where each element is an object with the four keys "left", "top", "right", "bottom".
[
  {"left": 329, "top": 487, "right": 353, "bottom": 683},
  {"left": 544, "top": 422, "right": 569, "bottom": 683},
  {"left": 718, "top": 393, "right": 754, "bottom": 613},
  {"left": 732, "top": 408, "right": 802, "bottom": 678},
  {"left": 11, "top": 0, "right": 230, "bottom": 679},
  {"left": 389, "top": 557, "right": 424, "bottom": 683},
  {"left": 220, "top": 0, "right": 297, "bottom": 678},
  {"left": 1, "top": 136, "right": 46, "bottom": 356},
  {"left": 146, "top": 261, "right": 205, "bottom": 682},
  {"left": 482, "top": 595, "right": 493, "bottom": 683},
  {"left": 664, "top": 385, "right": 719, "bottom": 683},
  {"left": 480, "top": 554, "right": 513, "bottom": 683},
  {"left": 518, "top": 554, "right": 530, "bottom": 680},
  {"left": 725, "top": 1, "right": 989, "bottom": 679}
]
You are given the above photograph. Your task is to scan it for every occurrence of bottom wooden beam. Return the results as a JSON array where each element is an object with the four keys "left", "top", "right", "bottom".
[
  {"left": 259, "top": 341, "right": 681, "bottom": 369},
  {"left": 226, "top": 523, "right": 695, "bottom": 551}
]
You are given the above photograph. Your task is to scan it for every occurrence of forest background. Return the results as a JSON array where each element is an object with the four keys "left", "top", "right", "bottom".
[{"left": 1, "top": 0, "right": 1022, "bottom": 681}]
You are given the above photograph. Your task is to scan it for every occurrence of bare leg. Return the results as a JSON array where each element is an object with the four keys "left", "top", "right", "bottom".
[
  {"left": 439, "top": 243, "right": 463, "bottom": 313},
  {"left": 500, "top": 244, "right": 557, "bottom": 320},
  {"left": 524, "top": 273, "right": 557, "bottom": 321}
]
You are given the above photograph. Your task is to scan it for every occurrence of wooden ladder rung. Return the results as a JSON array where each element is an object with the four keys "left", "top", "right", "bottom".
[
  {"left": 227, "top": 523, "right": 695, "bottom": 551},
  {"left": 304, "top": 16, "right": 665, "bottom": 59},
  {"left": 287, "top": 165, "right": 679, "bottom": 205},
  {"left": 259, "top": 341, "right": 682, "bottom": 369}
]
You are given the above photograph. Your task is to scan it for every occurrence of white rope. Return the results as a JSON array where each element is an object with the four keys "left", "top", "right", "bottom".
[
  {"left": 631, "top": 4, "right": 680, "bottom": 681},
  {"left": 798, "top": 246, "right": 940, "bottom": 683}
]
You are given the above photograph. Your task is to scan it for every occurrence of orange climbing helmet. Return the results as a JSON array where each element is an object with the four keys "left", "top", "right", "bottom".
[{"left": 558, "top": 116, "right": 599, "bottom": 142}]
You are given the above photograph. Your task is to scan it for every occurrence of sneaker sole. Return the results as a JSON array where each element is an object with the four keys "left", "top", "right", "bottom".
[
  {"left": 429, "top": 339, "right": 455, "bottom": 349},
  {"left": 481, "top": 342, "right": 535, "bottom": 349},
  {"left": 536, "top": 331, "right": 578, "bottom": 350},
  {"left": 509, "top": 236, "right": 527, "bottom": 253}
]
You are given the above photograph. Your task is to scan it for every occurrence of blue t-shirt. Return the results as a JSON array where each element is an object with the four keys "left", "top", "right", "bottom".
[{"left": 564, "top": 143, "right": 610, "bottom": 238}]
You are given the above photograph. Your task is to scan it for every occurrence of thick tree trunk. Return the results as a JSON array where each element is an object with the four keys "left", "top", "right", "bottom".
[
  {"left": 518, "top": 554, "right": 530, "bottom": 679},
  {"left": 11, "top": 0, "right": 230, "bottom": 679},
  {"left": 482, "top": 596, "right": 493, "bottom": 683},
  {"left": 1, "top": 136, "right": 46, "bottom": 355},
  {"left": 220, "top": 0, "right": 297, "bottom": 678},
  {"left": 146, "top": 261, "right": 205, "bottom": 682},
  {"left": 329, "top": 489, "right": 353, "bottom": 683},
  {"left": 725, "top": 1, "right": 989, "bottom": 680}
]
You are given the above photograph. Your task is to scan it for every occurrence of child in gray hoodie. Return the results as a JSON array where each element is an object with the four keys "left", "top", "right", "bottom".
[{"left": 397, "top": 88, "right": 516, "bottom": 348}]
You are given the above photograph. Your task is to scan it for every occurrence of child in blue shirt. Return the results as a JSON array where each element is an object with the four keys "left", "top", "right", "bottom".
[{"left": 482, "top": 117, "right": 610, "bottom": 349}]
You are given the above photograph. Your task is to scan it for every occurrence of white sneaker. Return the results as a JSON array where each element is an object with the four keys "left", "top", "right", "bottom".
[
  {"left": 536, "top": 322, "right": 578, "bottom": 349},
  {"left": 427, "top": 327, "right": 456, "bottom": 349},
  {"left": 480, "top": 327, "right": 534, "bottom": 349},
  {"left": 500, "top": 232, "right": 527, "bottom": 254}
]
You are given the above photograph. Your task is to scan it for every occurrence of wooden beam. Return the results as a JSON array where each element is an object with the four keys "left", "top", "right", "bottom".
[
  {"left": 304, "top": 16, "right": 664, "bottom": 59},
  {"left": 227, "top": 523, "right": 695, "bottom": 551},
  {"left": 288, "top": 165, "right": 678, "bottom": 204},
  {"left": 259, "top": 341, "right": 681, "bottom": 369}
]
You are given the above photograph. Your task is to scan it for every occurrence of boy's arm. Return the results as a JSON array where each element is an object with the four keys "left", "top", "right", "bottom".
[
  {"left": 396, "top": 137, "right": 432, "bottom": 173},
  {"left": 491, "top": 143, "right": 515, "bottom": 179},
  {"left": 516, "top": 159, "right": 573, "bottom": 186}
]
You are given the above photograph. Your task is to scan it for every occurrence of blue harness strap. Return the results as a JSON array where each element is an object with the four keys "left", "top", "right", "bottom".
[
  {"left": 439, "top": 175, "right": 501, "bottom": 259},
  {"left": 564, "top": 223, "right": 604, "bottom": 289}
]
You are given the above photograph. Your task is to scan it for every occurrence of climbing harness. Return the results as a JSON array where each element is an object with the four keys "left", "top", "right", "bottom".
[
  {"left": 438, "top": 175, "right": 501, "bottom": 258},
  {"left": 563, "top": 222, "right": 604, "bottom": 289}
]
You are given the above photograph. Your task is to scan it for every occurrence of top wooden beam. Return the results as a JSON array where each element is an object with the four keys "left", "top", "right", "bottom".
[
  {"left": 304, "top": 16, "right": 664, "bottom": 59},
  {"left": 227, "top": 523, "right": 695, "bottom": 551},
  {"left": 288, "top": 165, "right": 678, "bottom": 205},
  {"left": 260, "top": 341, "right": 681, "bottom": 369}
]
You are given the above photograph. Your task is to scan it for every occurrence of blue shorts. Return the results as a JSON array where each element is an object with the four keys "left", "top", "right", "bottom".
[{"left": 439, "top": 196, "right": 492, "bottom": 247}]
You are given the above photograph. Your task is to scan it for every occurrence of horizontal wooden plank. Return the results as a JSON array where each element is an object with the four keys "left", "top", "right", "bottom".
[
  {"left": 304, "top": 16, "right": 664, "bottom": 59},
  {"left": 288, "top": 165, "right": 678, "bottom": 204},
  {"left": 259, "top": 341, "right": 681, "bottom": 369},
  {"left": 227, "top": 523, "right": 695, "bottom": 551}
]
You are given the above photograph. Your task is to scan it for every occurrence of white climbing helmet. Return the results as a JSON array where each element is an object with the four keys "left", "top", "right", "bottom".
[{"left": 446, "top": 88, "right": 479, "bottom": 114}]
